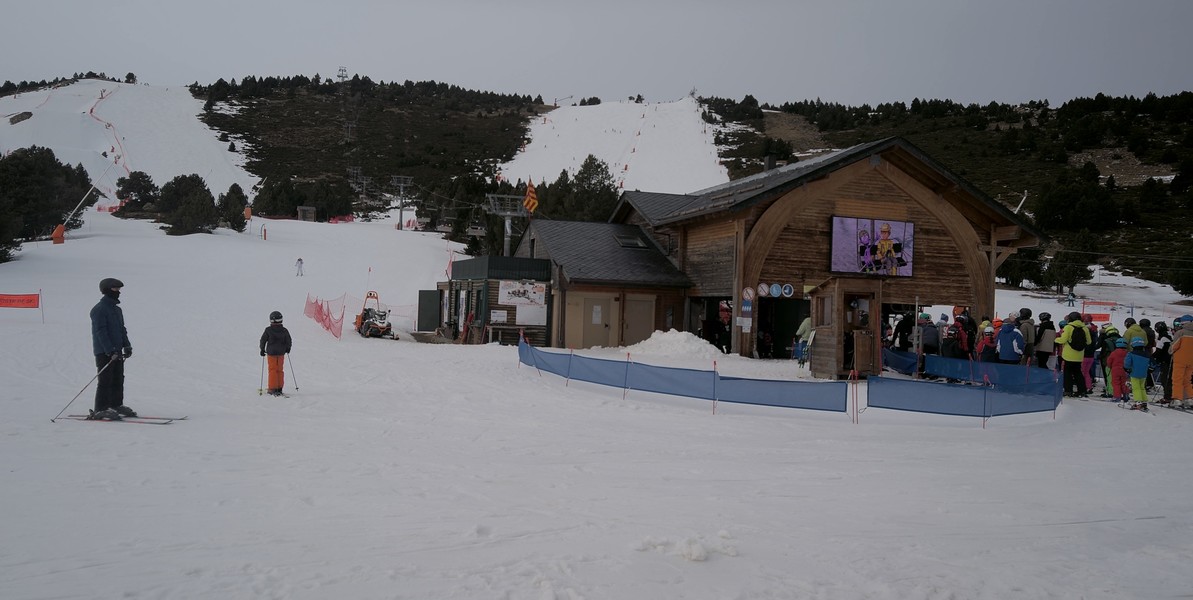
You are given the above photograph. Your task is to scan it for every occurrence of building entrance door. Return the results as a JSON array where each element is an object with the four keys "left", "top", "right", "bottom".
[{"left": 582, "top": 297, "right": 612, "bottom": 348}]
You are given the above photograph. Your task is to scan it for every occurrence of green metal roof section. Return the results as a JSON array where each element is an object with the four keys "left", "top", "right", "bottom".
[{"left": 450, "top": 256, "right": 552, "bottom": 281}]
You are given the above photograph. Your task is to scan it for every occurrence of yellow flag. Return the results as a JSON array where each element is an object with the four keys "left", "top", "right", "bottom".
[{"left": 523, "top": 181, "right": 538, "bottom": 214}]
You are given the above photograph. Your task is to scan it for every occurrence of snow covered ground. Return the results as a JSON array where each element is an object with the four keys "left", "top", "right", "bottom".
[
  {"left": 3, "top": 80, "right": 1193, "bottom": 599},
  {"left": 1, "top": 79, "right": 257, "bottom": 200},
  {"left": 497, "top": 96, "right": 728, "bottom": 194}
]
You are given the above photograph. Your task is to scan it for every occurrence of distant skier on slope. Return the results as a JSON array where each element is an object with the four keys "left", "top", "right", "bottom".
[{"left": 295, "top": 257, "right": 304, "bottom": 277}]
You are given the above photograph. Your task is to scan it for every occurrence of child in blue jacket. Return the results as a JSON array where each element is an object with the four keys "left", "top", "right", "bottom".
[{"left": 1122, "top": 337, "right": 1151, "bottom": 409}]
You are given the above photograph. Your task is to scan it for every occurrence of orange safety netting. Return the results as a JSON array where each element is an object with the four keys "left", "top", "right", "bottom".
[{"left": 305, "top": 293, "right": 346, "bottom": 339}]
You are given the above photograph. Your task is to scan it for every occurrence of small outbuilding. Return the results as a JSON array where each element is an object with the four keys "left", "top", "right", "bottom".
[{"left": 513, "top": 221, "right": 691, "bottom": 348}]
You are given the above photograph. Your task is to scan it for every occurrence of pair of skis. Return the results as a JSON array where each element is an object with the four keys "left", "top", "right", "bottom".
[{"left": 56, "top": 414, "right": 188, "bottom": 425}]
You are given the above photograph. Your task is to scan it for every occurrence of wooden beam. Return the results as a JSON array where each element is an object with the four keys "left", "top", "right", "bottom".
[
  {"left": 742, "top": 159, "right": 874, "bottom": 285},
  {"left": 875, "top": 161, "right": 995, "bottom": 319},
  {"left": 991, "top": 225, "right": 1021, "bottom": 243}
]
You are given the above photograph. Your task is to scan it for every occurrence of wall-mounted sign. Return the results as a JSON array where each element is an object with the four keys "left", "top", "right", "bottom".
[
  {"left": 498, "top": 280, "right": 545, "bottom": 305},
  {"left": 781, "top": 283, "right": 795, "bottom": 298},
  {"left": 769, "top": 283, "right": 782, "bottom": 298},
  {"left": 757, "top": 283, "right": 770, "bottom": 297},
  {"left": 742, "top": 287, "right": 755, "bottom": 302}
]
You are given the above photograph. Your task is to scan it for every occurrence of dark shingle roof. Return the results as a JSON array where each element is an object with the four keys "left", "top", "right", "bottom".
[
  {"left": 617, "top": 191, "right": 704, "bottom": 226},
  {"left": 530, "top": 221, "right": 691, "bottom": 287}
]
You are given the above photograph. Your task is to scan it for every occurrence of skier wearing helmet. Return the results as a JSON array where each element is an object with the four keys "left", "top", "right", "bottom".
[
  {"left": 1152, "top": 321, "right": 1173, "bottom": 403},
  {"left": 1034, "top": 312, "right": 1057, "bottom": 369},
  {"left": 259, "top": 311, "right": 292, "bottom": 396},
  {"left": 1105, "top": 337, "right": 1131, "bottom": 402},
  {"left": 1055, "top": 311, "right": 1092, "bottom": 397},
  {"left": 88, "top": 278, "right": 135, "bottom": 420},
  {"left": 1017, "top": 308, "right": 1036, "bottom": 365},
  {"left": 1170, "top": 322, "right": 1193, "bottom": 408},
  {"left": 1123, "top": 337, "right": 1152, "bottom": 410}
]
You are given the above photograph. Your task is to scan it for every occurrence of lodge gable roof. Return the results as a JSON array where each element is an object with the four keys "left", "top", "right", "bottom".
[{"left": 612, "top": 136, "right": 1045, "bottom": 243}]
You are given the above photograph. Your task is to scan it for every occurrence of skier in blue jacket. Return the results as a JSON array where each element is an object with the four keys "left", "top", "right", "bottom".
[
  {"left": 89, "top": 278, "right": 135, "bottom": 420},
  {"left": 1123, "top": 337, "right": 1151, "bottom": 410},
  {"left": 995, "top": 316, "right": 1025, "bottom": 365}
]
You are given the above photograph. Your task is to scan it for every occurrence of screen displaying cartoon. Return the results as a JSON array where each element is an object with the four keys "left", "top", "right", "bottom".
[{"left": 830, "top": 216, "right": 914, "bottom": 277}]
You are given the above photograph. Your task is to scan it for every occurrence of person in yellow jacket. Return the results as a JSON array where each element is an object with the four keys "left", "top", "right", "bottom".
[
  {"left": 1171, "top": 321, "right": 1193, "bottom": 408},
  {"left": 1055, "top": 311, "right": 1093, "bottom": 397}
]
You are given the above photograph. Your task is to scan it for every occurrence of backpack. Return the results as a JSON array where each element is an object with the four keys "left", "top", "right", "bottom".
[
  {"left": 945, "top": 322, "right": 961, "bottom": 340},
  {"left": 1069, "top": 326, "right": 1088, "bottom": 351},
  {"left": 1102, "top": 332, "right": 1121, "bottom": 353}
]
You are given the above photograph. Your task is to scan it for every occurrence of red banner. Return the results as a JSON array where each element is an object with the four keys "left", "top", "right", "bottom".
[{"left": 0, "top": 293, "right": 39, "bottom": 308}]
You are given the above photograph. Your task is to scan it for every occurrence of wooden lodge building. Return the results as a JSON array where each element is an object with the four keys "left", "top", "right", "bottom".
[{"left": 451, "top": 136, "right": 1043, "bottom": 379}]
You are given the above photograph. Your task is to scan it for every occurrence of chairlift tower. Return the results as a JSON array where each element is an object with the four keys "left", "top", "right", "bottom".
[
  {"left": 390, "top": 176, "right": 414, "bottom": 229},
  {"left": 484, "top": 194, "right": 530, "bottom": 256}
]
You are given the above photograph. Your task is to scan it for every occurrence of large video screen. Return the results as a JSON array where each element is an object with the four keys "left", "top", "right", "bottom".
[{"left": 830, "top": 216, "right": 914, "bottom": 277}]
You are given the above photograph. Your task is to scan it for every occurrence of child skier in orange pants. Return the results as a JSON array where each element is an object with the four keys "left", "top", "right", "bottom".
[{"left": 259, "top": 311, "right": 292, "bottom": 396}]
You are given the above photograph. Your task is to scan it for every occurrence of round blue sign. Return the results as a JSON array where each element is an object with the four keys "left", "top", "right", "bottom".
[
  {"left": 781, "top": 283, "right": 794, "bottom": 298},
  {"left": 770, "top": 283, "right": 782, "bottom": 298}
]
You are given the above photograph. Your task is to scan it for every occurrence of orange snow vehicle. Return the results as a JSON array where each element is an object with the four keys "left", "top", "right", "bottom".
[{"left": 354, "top": 291, "right": 397, "bottom": 339}]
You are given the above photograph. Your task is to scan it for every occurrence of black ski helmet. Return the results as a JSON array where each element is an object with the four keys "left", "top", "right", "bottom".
[
  {"left": 270, "top": 311, "right": 283, "bottom": 323},
  {"left": 1039, "top": 312, "right": 1051, "bottom": 322},
  {"left": 1019, "top": 307, "right": 1032, "bottom": 319},
  {"left": 99, "top": 277, "right": 124, "bottom": 293}
]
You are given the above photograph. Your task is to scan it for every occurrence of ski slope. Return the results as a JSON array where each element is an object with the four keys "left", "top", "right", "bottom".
[
  {"left": 1, "top": 79, "right": 257, "bottom": 201},
  {"left": 498, "top": 96, "right": 729, "bottom": 194}
]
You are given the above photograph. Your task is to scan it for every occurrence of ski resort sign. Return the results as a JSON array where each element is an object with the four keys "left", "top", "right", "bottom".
[{"left": 498, "top": 280, "right": 545, "bottom": 306}]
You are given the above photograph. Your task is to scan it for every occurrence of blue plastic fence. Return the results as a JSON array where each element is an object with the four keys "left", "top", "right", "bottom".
[
  {"left": 519, "top": 340, "right": 846, "bottom": 412},
  {"left": 882, "top": 349, "right": 1060, "bottom": 396},
  {"left": 520, "top": 341, "right": 1060, "bottom": 420},
  {"left": 867, "top": 376, "right": 1062, "bottom": 418}
]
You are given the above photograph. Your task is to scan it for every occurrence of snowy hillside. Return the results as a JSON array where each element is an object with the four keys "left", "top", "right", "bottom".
[
  {"left": 497, "top": 96, "right": 729, "bottom": 194},
  {"left": 1, "top": 79, "right": 257, "bottom": 201},
  {"left": 2, "top": 79, "right": 1193, "bottom": 599}
]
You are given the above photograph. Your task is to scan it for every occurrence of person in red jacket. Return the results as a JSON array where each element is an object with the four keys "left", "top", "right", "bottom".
[{"left": 1105, "top": 337, "right": 1131, "bottom": 402}]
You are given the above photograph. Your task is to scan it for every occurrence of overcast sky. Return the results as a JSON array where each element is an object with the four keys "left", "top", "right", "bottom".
[{"left": 3, "top": 0, "right": 1190, "bottom": 107}]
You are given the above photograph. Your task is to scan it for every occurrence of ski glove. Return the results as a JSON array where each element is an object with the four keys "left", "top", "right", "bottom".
[
  {"left": 122, "top": 346, "right": 132, "bottom": 359},
  {"left": 108, "top": 352, "right": 124, "bottom": 362},
  {"left": 260, "top": 350, "right": 266, "bottom": 356}
]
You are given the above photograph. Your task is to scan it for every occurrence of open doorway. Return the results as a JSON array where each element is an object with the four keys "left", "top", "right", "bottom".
[{"left": 756, "top": 297, "right": 810, "bottom": 358}]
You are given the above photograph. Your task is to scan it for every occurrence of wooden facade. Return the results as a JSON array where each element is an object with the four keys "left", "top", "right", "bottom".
[
  {"left": 614, "top": 137, "right": 1043, "bottom": 379},
  {"left": 512, "top": 221, "right": 692, "bottom": 349},
  {"left": 435, "top": 256, "right": 552, "bottom": 346}
]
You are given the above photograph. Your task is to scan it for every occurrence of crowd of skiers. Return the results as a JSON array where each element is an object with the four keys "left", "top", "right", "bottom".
[{"left": 888, "top": 307, "right": 1193, "bottom": 410}]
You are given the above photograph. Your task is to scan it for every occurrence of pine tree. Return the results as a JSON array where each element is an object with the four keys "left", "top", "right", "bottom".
[
  {"left": 165, "top": 189, "right": 219, "bottom": 234},
  {"left": 115, "top": 171, "right": 159, "bottom": 211},
  {"left": 216, "top": 183, "right": 249, "bottom": 232}
]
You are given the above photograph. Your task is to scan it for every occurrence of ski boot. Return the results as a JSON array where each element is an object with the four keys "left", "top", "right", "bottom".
[
  {"left": 114, "top": 405, "right": 138, "bottom": 418},
  {"left": 87, "top": 408, "right": 123, "bottom": 420}
]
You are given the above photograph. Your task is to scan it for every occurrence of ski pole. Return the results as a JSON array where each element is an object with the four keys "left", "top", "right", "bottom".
[
  {"left": 259, "top": 355, "right": 266, "bottom": 395},
  {"left": 52, "top": 356, "right": 117, "bottom": 422},
  {"left": 287, "top": 354, "right": 299, "bottom": 390}
]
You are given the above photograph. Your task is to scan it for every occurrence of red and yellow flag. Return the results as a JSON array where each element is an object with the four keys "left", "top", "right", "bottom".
[{"left": 523, "top": 181, "right": 538, "bottom": 214}]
